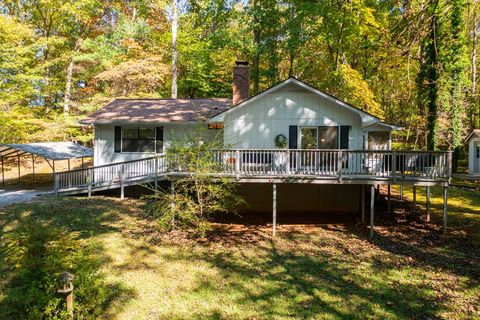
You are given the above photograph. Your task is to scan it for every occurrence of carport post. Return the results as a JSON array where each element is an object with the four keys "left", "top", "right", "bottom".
[
  {"left": 426, "top": 186, "right": 431, "bottom": 222},
  {"left": 17, "top": 155, "right": 21, "bottom": 182},
  {"left": 361, "top": 185, "right": 365, "bottom": 223},
  {"left": 370, "top": 185, "right": 375, "bottom": 239},
  {"left": 32, "top": 155, "right": 35, "bottom": 182},
  {"left": 443, "top": 186, "right": 448, "bottom": 235},
  {"left": 272, "top": 183, "right": 277, "bottom": 237}
]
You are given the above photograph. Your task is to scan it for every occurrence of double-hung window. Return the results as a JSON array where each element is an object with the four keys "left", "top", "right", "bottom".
[{"left": 114, "top": 126, "right": 163, "bottom": 153}]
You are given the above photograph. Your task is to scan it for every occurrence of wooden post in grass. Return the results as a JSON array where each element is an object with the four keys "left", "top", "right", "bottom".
[
  {"left": 426, "top": 186, "right": 431, "bottom": 222},
  {"left": 370, "top": 185, "right": 375, "bottom": 239},
  {"left": 443, "top": 186, "right": 448, "bottom": 235},
  {"left": 400, "top": 185, "right": 403, "bottom": 200},
  {"left": 413, "top": 186, "right": 417, "bottom": 214},
  {"left": 272, "top": 183, "right": 277, "bottom": 237},
  {"left": 361, "top": 184, "right": 365, "bottom": 224},
  {"left": 57, "top": 272, "right": 74, "bottom": 319}
]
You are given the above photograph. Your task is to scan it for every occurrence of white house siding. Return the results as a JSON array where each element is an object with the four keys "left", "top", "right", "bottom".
[
  {"left": 468, "top": 137, "right": 480, "bottom": 174},
  {"left": 222, "top": 84, "right": 364, "bottom": 150},
  {"left": 94, "top": 123, "right": 216, "bottom": 165}
]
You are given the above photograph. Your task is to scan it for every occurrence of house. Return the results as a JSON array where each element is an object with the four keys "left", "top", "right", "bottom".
[
  {"left": 466, "top": 129, "right": 480, "bottom": 175},
  {"left": 66, "top": 61, "right": 451, "bottom": 236}
]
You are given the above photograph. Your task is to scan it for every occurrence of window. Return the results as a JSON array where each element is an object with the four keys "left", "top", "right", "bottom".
[
  {"left": 118, "top": 126, "right": 163, "bottom": 153},
  {"left": 368, "top": 132, "right": 390, "bottom": 150},
  {"left": 318, "top": 126, "right": 338, "bottom": 149},
  {"left": 300, "top": 127, "right": 318, "bottom": 149}
]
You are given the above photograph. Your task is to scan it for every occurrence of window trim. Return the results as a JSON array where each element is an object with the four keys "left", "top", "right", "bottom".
[{"left": 119, "top": 125, "right": 163, "bottom": 154}]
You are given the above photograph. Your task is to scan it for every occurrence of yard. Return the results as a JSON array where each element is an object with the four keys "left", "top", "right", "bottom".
[{"left": 0, "top": 186, "right": 479, "bottom": 319}]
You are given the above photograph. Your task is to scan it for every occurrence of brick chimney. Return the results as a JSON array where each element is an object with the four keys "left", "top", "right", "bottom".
[{"left": 232, "top": 60, "right": 250, "bottom": 105}]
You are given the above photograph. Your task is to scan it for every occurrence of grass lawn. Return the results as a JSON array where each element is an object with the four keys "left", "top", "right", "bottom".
[{"left": 1, "top": 186, "right": 479, "bottom": 319}]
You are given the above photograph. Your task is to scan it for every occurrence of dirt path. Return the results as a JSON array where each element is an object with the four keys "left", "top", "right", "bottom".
[{"left": 0, "top": 188, "right": 50, "bottom": 207}]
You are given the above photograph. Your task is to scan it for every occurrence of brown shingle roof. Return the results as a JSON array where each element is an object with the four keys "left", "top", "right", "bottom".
[{"left": 79, "top": 98, "right": 231, "bottom": 124}]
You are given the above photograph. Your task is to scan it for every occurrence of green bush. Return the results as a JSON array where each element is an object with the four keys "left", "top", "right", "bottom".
[
  {"left": 0, "top": 222, "right": 109, "bottom": 319},
  {"left": 144, "top": 128, "right": 245, "bottom": 237}
]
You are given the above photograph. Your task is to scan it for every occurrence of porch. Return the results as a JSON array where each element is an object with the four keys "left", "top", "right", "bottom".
[{"left": 52, "top": 149, "right": 452, "bottom": 238}]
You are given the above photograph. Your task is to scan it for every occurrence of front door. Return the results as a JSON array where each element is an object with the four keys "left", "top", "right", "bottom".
[{"left": 300, "top": 127, "right": 318, "bottom": 167}]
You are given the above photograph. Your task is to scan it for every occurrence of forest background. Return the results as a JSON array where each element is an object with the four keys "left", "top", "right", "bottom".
[{"left": 1, "top": 0, "right": 477, "bottom": 161}]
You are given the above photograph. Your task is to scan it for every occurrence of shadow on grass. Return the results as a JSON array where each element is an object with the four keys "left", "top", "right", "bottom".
[
  {"left": 0, "top": 197, "right": 138, "bottom": 319},
  {"left": 153, "top": 228, "right": 456, "bottom": 319}
]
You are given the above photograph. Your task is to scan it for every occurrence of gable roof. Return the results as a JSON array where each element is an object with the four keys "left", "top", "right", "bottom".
[
  {"left": 466, "top": 129, "right": 480, "bottom": 142},
  {"left": 79, "top": 98, "right": 231, "bottom": 125},
  {"left": 210, "top": 77, "right": 401, "bottom": 130}
]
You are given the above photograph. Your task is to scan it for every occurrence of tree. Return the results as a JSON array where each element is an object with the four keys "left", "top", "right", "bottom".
[{"left": 144, "top": 128, "right": 245, "bottom": 236}]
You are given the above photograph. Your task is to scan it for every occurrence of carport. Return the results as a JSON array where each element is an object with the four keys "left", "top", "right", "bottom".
[{"left": 0, "top": 142, "right": 93, "bottom": 185}]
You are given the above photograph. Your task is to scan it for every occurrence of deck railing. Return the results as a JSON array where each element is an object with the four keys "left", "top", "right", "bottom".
[{"left": 54, "top": 149, "right": 452, "bottom": 193}]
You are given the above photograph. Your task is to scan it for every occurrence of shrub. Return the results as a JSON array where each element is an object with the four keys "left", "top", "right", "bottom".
[{"left": 144, "top": 128, "right": 245, "bottom": 237}]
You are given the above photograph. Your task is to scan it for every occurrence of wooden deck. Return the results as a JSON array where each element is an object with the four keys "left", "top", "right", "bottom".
[{"left": 54, "top": 149, "right": 452, "bottom": 195}]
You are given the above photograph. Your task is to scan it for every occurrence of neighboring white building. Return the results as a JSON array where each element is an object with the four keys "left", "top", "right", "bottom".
[{"left": 466, "top": 129, "right": 480, "bottom": 175}]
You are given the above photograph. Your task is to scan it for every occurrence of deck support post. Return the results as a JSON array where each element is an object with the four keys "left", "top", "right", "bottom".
[
  {"left": 87, "top": 168, "right": 92, "bottom": 198},
  {"left": 171, "top": 181, "right": 175, "bottom": 227},
  {"left": 400, "top": 185, "right": 403, "bottom": 200},
  {"left": 387, "top": 185, "right": 391, "bottom": 213},
  {"left": 154, "top": 158, "right": 158, "bottom": 190},
  {"left": 81, "top": 157, "right": 84, "bottom": 168},
  {"left": 120, "top": 164, "right": 125, "bottom": 199},
  {"left": 67, "top": 159, "right": 71, "bottom": 171},
  {"left": 17, "top": 155, "right": 21, "bottom": 183},
  {"left": 443, "top": 186, "right": 448, "bottom": 235},
  {"left": 426, "top": 186, "right": 431, "bottom": 222},
  {"left": 361, "top": 185, "right": 365, "bottom": 224},
  {"left": 272, "top": 183, "right": 277, "bottom": 237},
  {"left": 370, "top": 185, "right": 375, "bottom": 239},
  {"left": 54, "top": 174, "right": 59, "bottom": 196},
  {"left": 412, "top": 186, "right": 417, "bottom": 214}
]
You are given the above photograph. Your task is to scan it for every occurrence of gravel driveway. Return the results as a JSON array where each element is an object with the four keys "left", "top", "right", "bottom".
[{"left": 0, "top": 188, "right": 49, "bottom": 207}]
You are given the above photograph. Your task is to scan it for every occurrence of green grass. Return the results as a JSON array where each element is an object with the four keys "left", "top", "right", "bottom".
[{"left": 1, "top": 189, "right": 480, "bottom": 319}]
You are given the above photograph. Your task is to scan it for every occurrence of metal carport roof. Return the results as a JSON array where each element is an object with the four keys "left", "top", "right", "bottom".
[{"left": 0, "top": 142, "right": 93, "bottom": 160}]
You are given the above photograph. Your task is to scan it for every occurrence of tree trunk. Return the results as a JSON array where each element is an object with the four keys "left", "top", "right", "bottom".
[
  {"left": 64, "top": 57, "right": 74, "bottom": 115},
  {"left": 171, "top": 0, "right": 178, "bottom": 99},
  {"left": 472, "top": 0, "right": 478, "bottom": 127}
]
